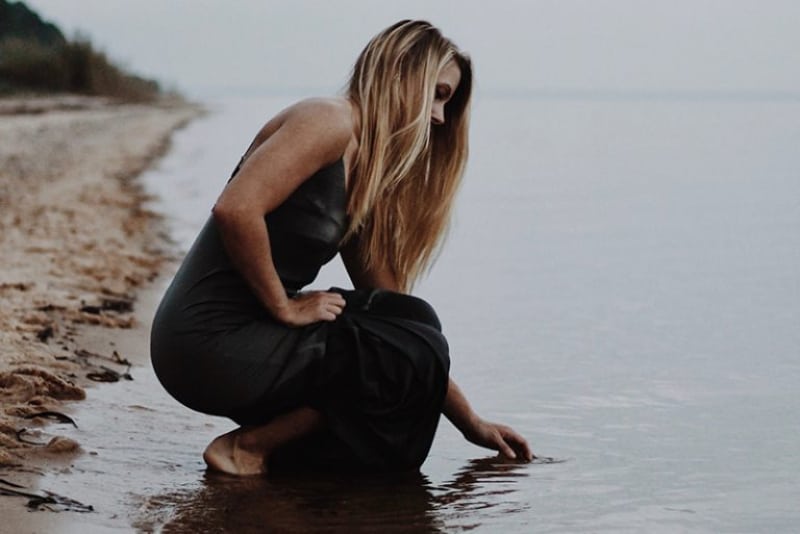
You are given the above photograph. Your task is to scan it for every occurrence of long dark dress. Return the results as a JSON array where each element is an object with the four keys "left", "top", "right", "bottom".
[{"left": 150, "top": 158, "right": 450, "bottom": 471}]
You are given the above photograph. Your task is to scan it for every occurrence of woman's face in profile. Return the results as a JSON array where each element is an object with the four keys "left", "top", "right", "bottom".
[{"left": 430, "top": 60, "right": 461, "bottom": 126}]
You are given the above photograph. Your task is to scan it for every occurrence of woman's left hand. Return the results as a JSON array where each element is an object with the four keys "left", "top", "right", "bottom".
[{"left": 463, "top": 419, "right": 534, "bottom": 462}]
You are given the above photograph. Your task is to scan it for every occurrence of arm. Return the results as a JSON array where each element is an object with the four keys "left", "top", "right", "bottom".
[
  {"left": 212, "top": 99, "right": 351, "bottom": 326},
  {"left": 342, "top": 248, "right": 533, "bottom": 461},
  {"left": 444, "top": 378, "right": 533, "bottom": 461}
]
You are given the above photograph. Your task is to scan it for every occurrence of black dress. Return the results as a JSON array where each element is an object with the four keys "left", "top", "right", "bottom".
[{"left": 150, "top": 158, "right": 450, "bottom": 471}]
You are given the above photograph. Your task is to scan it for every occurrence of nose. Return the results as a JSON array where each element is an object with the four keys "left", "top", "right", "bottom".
[{"left": 431, "top": 103, "right": 444, "bottom": 125}]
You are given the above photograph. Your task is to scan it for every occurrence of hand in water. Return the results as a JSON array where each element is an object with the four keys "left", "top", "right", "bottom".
[{"left": 463, "top": 418, "right": 534, "bottom": 462}]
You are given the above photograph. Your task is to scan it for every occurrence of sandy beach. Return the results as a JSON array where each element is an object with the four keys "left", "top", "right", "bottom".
[{"left": 0, "top": 96, "right": 201, "bottom": 515}]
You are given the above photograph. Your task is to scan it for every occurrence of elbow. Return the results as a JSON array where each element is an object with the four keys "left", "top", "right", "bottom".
[
  {"left": 212, "top": 199, "right": 267, "bottom": 239},
  {"left": 211, "top": 199, "right": 247, "bottom": 230},
  {"left": 211, "top": 200, "right": 229, "bottom": 222},
  {"left": 213, "top": 187, "right": 274, "bottom": 234},
  {"left": 212, "top": 192, "right": 250, "bottom": 219},
  {"left": 211, "top": 200, "right": 231, "bottom": 227}
]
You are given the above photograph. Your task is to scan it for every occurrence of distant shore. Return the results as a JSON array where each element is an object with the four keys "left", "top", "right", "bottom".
[{"left": 0, "top": 95, "right": 201, "bottom": 475}]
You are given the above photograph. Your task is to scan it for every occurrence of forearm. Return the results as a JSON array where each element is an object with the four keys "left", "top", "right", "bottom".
[
  {"left": 444, "top": 377, "right": 534, "bottom": 461},
  {"left": 443, "top": 378, "right": 481, "bottom": 435},
  {"left": 213, "top": 210, "right": 290, "bottom": 318}
]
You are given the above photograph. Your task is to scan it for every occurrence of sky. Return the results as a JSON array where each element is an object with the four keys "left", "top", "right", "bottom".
[{"left": 22, "top": 0, "right": 800, "bottom": 99}]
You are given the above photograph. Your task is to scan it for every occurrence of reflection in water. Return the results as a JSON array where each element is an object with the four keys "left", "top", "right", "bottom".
[
  {"left": 133, "top": 457, "right": 547, "bottom": 532},
  {"left": 431, "top": 456, "right": 563, "bottom": 530},
  {"left": 138, "top": 471, "right": 441, "bottom": 533}
]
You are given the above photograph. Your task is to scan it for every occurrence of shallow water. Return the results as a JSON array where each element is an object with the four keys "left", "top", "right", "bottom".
[
  {"left": 39, "top": 93, "right": 800, "bottom": 532},
  {"left": 36, "top": 362, "right": 561, "bottom": 532}
]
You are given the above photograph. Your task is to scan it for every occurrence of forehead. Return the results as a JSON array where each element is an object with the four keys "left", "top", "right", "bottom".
[{"left": 437, "top": 60, "right": 462, "bottom": 88}]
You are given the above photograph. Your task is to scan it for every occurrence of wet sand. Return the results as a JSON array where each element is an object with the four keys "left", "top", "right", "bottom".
[{"left": 0, "top": 96, "right": 202, "bottom": 524}]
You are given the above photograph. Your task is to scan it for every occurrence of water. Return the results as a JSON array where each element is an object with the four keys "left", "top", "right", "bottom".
[{"left": 41, "top": 93, "right": 799, "bottom": 532}]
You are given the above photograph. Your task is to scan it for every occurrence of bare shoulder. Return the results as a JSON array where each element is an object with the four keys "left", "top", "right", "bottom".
[
  {"left": 281, "top": 97, "right": 353, "bottom": 143},
  {"left": 222, "top": 97, "right": 354, "bottom": 216},
  {"left": 288, "top": 97, "right": 353, "bottom": 125},
  {"left": 249, "top": 97, "right": 354, "bottom": 165}
]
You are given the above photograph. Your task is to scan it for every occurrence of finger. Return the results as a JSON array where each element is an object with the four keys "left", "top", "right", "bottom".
[
  {"left": 325, "top": 301, "right": 343, "bottom": 310},
  {"left": 513, "top": 438, "right": 534, "bottom": 462},
  {"left": 496, "top": 436, "right": 517, "bottom": 460},
  {"left": 502, "top": 429, "right": 533, "bottom": 462},
  {"left": 319, "top": 291, "right": 346, "bottom": 302},
  {"left": 324, "top": 296, "right": 345, "bottom": 307},
  {"left": 325, "top": 302, "right": 345, "bottom": 314},
  {"left": 313, "top": 296, "right": 345, "bottom": 311},
  {"left": 320, "top": 310, "right": 338, "bottom": 321}
]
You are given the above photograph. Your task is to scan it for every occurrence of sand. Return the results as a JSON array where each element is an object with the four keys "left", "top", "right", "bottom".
[{"left": 0, "top": 96, "right": 200, "bottom": 474}]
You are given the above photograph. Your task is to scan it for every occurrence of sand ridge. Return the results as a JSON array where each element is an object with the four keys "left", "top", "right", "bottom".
[{"left": 0, "top": 97, "right": 201, "bottom": 468}]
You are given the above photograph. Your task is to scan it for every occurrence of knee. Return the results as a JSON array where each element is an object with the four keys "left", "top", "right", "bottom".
[{"left": 370, "top": 291, "right": 442, "bottom": 331}]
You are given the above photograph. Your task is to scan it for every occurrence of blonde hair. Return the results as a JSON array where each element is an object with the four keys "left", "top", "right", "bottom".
[{"left": 345, "top": 20, "right": 473, "bottom": 292}]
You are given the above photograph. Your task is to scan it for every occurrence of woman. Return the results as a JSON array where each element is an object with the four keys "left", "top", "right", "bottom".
[{"left": 151, "top": 20, "right": 532, "bottom": 476}]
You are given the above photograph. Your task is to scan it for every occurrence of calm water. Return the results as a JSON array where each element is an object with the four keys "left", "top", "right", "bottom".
[{"left": 41, "top": 93, "right": 799, "bottom": 532}]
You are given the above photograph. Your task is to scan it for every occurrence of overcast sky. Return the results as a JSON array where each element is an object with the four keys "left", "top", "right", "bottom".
[{"left": 24, "top": 0, "right": 800, "bottom": 99}]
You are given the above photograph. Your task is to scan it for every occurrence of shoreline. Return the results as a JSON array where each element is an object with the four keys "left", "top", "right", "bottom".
[{"left": 0, "top": 95, "right": 202, "bottom": 509}]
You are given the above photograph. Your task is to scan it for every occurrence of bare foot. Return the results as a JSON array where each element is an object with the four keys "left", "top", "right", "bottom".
[
  {"left": 202, "top": 429, "right": 268, "bottom": 476},
  {"left": 202, "top": 408, "right": 322, "bottom": 476}
]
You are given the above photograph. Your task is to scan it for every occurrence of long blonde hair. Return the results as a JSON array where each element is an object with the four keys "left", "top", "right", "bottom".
[{"left": 345, "top": 20, "right": 473, "bottom": 292}]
